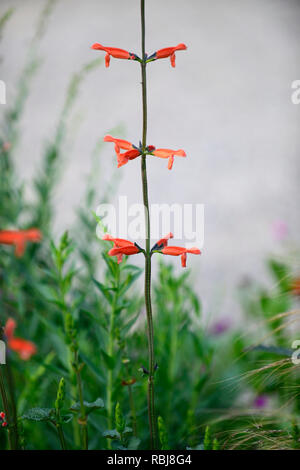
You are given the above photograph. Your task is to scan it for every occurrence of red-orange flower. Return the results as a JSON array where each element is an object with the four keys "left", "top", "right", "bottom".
[
  {"left": 291, "top": 278, "right": 300, "bottom": 296},
  {"left": 4, "top": 318, "right": 37, "bottom": 361},
  {"left": 154, "top": 43, "right": 187, "bottom": 67},
  {"left": 104, "top": 135, "right": 141, "bottom": 168},
  {"left": 103, "top": 234, "right": 141, "bottom": 264},
  {"left": 0, "top": 229, "right": 42, "bottom": 257},
  {"left": 155, "top": 232, "right": 174, "bottom": 249},
  {"left": 0, "top": 411, "right": 7, "bottom": 428},
  {"left": 161, "top": 246, "right": 201, "bottom": 268},
  {"left": 91, "top": 43, "right": 136, "bottom": 67},
  {"left": 122, "top": 378, "right": 136, "bottom": 386},
  {"left": 152, "top": 148, "right": 186, "bottom": 170}
]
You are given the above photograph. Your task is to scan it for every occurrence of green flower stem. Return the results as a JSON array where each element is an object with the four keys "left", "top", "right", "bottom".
[
  {"left": 73, "top": 351, "right": 88, "bottom": 450},
  {"left": 5, "top": 359, "right": 19, "bottom": 449},
  {"left": 57, "top": 263, "right": 87, "bottom": 449},
  {"left": 128, "top": 384, "right": 137, "bottom": 437},
  {"left": 0, "top": 366, "right": 14, "bottom": 450},
  {"left": 140, "top": 0, "right": 157, "bottom": 450},
  {"left": 106, "top": 266, "right": 120, "bottom": 449},
  {"left": 55, "top": 415, "right": 67, "bottom": 450}
]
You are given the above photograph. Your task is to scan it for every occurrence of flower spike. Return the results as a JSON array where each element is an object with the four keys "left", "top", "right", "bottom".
[
  {"left": 91, "top": 43, "right": 137, "bottom": 67},
  {"left": 102, "top": 234, "right": 141, "bottom": 264},
  {"left": 152, "top": 43, "right": 187, "bottom": 67},
  {"left": 4, "top": 318, "right": 37, "bottom": 360},
  {"left": 0, "top": 229, "right": 42, "bottom": 257}
]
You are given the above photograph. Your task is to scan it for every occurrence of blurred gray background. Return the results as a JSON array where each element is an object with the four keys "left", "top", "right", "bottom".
[{"left": 1, "top": 0, "right": 300, "bottom": 320}]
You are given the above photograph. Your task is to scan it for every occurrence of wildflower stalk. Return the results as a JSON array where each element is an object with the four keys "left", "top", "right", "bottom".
[
  {"left": 0, "top": 366, "right": 14, "bottom": 449},
  {"left": 5, "top": 360, "right": 19, "bottom": 449},
  {"left": 140, "top": 0, "right": 157, "bottom": 449},
  {"left": 73, "top": 350, "right": 88, "bottom": 450},
  {"left": 106, "top": 267, "right": 120, "bottom": 449},
  {"left": 54, "top": 377, "right": 67, "bottom": 450}
]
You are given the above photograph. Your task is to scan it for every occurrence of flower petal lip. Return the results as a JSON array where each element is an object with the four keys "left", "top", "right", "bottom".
[
  {"left": 103, "top": 135, "right": 134, "bottom": 151},
  {"left": 91, "top": 43, "right": 137, "bottom": 67},
  {"left": 151, "top": 148, "right": 186, "bottom": 169},
  {"left": 154, "top": 43, "right": 187, "bottom": 67},
  {"left": 155, "top": 43, "right": 187, "bottom": 59},
  {"left": 153, "top": 148, "right": 186, "bottom": 158},
  {"left": 102, "top": 234, "right": 135, "bottom": 248},
  {"left": 91, "top": 43, "right": 131, "bottom": 60},
  {"left": 161, "top": 246, "right": 201, "bottom": 268}
]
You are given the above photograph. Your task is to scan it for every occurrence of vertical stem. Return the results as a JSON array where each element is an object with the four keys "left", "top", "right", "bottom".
[
  {"left": 0, "top": 366, "right": 14, "bottom": 450},
  {"left": 55, "top": 418, "right": 67, "bottom": 450},
  {"left": 74, "top": 351, "right": 88, "bottom": 450},
  {"left": 140, "top": 0, "right": 157, "bottom": 450},
  {"left": 106, "top": 269, "right": 119, "bottom": 449},
  {"left": 128, "top": 384, "right": 137, "bottom": 437},
  {"left": 5, "top": 360, "right": 19, "bottom": 449}
]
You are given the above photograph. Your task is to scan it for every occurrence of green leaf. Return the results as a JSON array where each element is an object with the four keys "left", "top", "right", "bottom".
[
  {"left": 70, "top": 398, "right": 104, "bottom": 415},
  {"left": 102, "top": 429, "right": 120, "bottom": 440},
  {"left": 22, "top": 408, "right": 55, "bottom": 422},
  {"left": 127, "top": 436, "right": 141, "bottom": 450},
  {"left": 93, "top": 278, "right": 113, "bottom": 302},
  {"left": 101, "top": 349, "right": 116, "bottom": 370},
  {"left": 79, "top": 351, "right": 105, "bottom": 384}
]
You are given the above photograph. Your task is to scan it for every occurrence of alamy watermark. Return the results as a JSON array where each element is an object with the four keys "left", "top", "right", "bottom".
[
  {"left": 0, "top": 340, "right": 6, "bottom": 364},
  {"left": 291, "top": 80, "right": 300, "bottom": 104},
  {"left": 0, "top": 80, "right": 6, "bottom": 105},
  {"left": 291, "top": 340, "right": 300, "bottom": 365},
  {"left": 96, "top": 196, "right": 204, "bottom": 248}
]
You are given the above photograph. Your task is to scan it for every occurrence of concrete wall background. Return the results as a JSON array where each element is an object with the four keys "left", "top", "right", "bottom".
[{"left": 1, "top": 0, "right": 300, "bottom": 320}]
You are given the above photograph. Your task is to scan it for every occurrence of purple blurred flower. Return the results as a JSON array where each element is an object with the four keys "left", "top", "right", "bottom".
[
  {"left": 272, "top": 220, "right": 288, "bottom": 242},
  {"left": 253, "top": 394, "right": 268, "bottom": 409},
  {"left": 209, "top": 317, "right": 232, "bottom": 336}
]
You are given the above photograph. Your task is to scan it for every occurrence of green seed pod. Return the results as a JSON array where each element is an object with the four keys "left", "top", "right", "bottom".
[
  {"left": 115, "top": 402, "right": 125, "bottom": 434},
  {"left": 158, "top": 416, "right": 169, "bottom": 450},
  {"left": 212, "top": 438, "right": 220, "bottom": 450},
  {"left": 203, "top": 426, "right": 212, "bottom": 450},
  {"left": 55, "top": 377, "right": 65, "bottom": 410}
]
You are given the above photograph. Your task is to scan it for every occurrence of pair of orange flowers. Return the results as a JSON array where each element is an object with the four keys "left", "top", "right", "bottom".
[
  {"left": 104, "top": 135, "right": 186, "bottom": 170},
  {"left": 103, "top": 233, "right": 200, "bottom": 268},
  {"left": 0, "top": 230, "right": 40, "bottom": 360},
  {"left": 93, "top": 44, "right": 187, "bottom": 170},
  {"left": 91, "top": 43, "right": 187, "bottom": 68}
]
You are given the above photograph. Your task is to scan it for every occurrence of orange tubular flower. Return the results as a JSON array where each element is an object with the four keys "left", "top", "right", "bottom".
[
  {"left": 91, "top": 43, "right": 136, "bottom": 67},
  {"left": 161, "top": 246, "right": 201, "bottom": 268},
  {"left": 155, "top": 232, "right": 174, "bottom": 249},
  {"left": 104, "top": 135, "right": 141, "bottom": 168},
  {"left": 154, "top": 43, "right": 187, "bottom": 67},
  {"left": 102, "top": 234, "right": 141, "bottom": 264},
  {"left": 4, "top": 318, "right": 37, "bottom": 361},
  {"left": 152, "top": 148, "right": 186, "bottom": 170},
  {"left": 0, "top": 229, "right": 42, "bottom": 257},
  {"left": 291, "top": 278, "right": 300, "bottom": 296}
]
